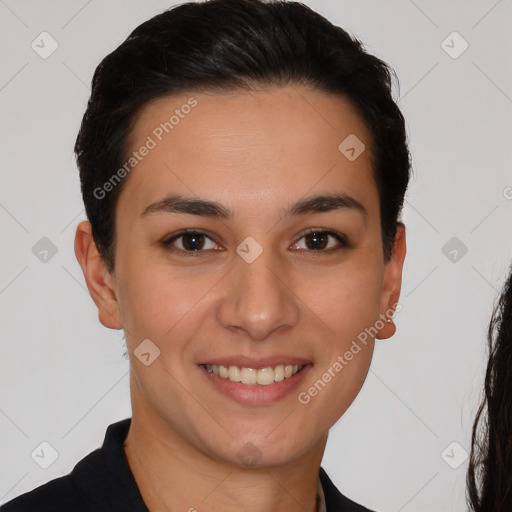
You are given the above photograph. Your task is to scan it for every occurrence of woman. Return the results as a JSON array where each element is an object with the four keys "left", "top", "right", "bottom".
[
  {"left": 1, "top": 0, "right": 410, "bottom": 510},
  {"left": 468, "top": 267, "right": 512, "bottom": 511}
]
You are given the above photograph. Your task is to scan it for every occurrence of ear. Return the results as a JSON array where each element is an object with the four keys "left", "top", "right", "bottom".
[
  {"left": 376, "top": 222, "right": 406, "bottom": 340},
  {"left": 74, "top": 220, "right": 122, "bottom": 330}
]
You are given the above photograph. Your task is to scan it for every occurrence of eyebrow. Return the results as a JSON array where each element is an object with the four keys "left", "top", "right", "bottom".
[{"left": 140, "top": 193, "right": 367, "bottom": 220}]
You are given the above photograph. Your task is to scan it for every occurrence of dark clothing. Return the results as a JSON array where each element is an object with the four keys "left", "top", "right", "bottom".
[{"left": 1, "top": 418, "right": 374, "bottom": 511}]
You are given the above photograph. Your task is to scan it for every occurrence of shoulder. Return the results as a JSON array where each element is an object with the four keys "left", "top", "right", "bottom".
[
  {"left": 0, "top": 468, "right": 92, "bottom": 511},
  {"left": 319, "top": 467, "right": 376, "bottom": 512},
  {"left": 1, "top": 420, "right": 132, "bottom": 512}
]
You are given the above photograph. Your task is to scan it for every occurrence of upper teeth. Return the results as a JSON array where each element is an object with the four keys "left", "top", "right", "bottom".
[{"left": 205, "top": 364, "right": 303, "bottom": 385}]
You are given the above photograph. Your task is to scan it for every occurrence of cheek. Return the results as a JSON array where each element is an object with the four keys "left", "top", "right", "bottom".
[
  {"left": 331, "top": 346, "right": 374, "bottom": 418},
  {"left": 116, "top": 259, "right": 211, "bottom": 345},
  {"left": 116, "top": 236, "right": 383, "bottom": 351},
  {"left": 310, "top": 260, "right": 383, "bottom": 341},
  {"left": 296, "top": 340, "right": 374, "bottom": 432}
]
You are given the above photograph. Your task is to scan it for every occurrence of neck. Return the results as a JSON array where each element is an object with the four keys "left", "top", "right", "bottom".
[{"left": 124, "top": 392, "right": 327, "bottom": 512}]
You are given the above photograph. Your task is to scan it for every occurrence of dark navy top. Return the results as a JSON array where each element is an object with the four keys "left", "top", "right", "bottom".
[{"left": 1, "top": 418, "right": 375, "bottom": 511}]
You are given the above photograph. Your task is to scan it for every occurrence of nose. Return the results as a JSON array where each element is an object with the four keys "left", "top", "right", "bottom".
[{"left": 216, "top": 249, "right": 300, "bottom": 341}]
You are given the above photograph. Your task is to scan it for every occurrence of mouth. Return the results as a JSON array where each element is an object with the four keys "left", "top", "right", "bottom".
[
  {"left": 198, "top": 361, "right": 313, "bottom": 405},
  {"left": 202, "top": 363, "right": 305, "bottom": 386}
]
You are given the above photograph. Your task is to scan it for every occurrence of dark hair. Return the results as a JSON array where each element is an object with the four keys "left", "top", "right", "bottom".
[
  {"left": 74, "top": 0, "right": 411, "bottom": 273},
  {"left": 468, "top": 265, "right": 512, "bottom": 511}
]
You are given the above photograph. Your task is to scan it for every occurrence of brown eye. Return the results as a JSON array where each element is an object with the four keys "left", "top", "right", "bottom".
[
  {"left": 163, "top": 230, "right": 220, "bottom": 254},
  {"left": 291, "top": 230, "right": 348, "bottom": 252},
  {"left": 178, "top": 233, "right": 206, "bottom": 251}
]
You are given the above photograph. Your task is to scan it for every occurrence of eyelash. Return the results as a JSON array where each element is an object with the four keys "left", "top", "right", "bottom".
[{"left": 161, "top": 228, "right": 349, "bottom": 256}]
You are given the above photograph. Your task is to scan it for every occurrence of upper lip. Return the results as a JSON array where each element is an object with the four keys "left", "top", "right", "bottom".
[{"left": 198, "top": 356, "right": 312, "bottom": 369}]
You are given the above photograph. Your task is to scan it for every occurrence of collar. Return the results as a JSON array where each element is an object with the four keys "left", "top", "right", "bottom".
[{"left": 69, "top": 418, "right": 372, "bottom": 512}]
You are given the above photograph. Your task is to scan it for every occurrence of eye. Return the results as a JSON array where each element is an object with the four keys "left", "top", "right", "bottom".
[
  {"left": 162, "top": 228, "right": 349, "bottom": 256},
  {"left": 290, "top": 229, "right": 349, "bottom": 252},
  {"left": 162, "top": 230, "right": 221, "bottom": 255}
]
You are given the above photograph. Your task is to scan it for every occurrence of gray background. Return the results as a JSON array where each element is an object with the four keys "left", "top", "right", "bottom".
[{"left": 1, "top": 1, "right": 511, "bottom": 510}]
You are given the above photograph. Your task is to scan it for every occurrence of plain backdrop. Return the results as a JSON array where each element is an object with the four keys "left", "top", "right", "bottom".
[{"left": 1, "top": 1, "right": 511, "bottom": 511}]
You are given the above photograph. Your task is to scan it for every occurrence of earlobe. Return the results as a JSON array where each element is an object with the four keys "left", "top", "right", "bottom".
[
  {"left": 376, "top": 223, "right": 406, "bottom": 340},
  {"left": 74, "top": 220, "right": 123, "bottom": 330},
  {"left": 376, "top": 315, "right": 397, "bottom": 340}
]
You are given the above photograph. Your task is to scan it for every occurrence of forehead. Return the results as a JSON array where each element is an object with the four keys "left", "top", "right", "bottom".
[{"left": 118, "top": 85, "right": 377, "bottom": 218}]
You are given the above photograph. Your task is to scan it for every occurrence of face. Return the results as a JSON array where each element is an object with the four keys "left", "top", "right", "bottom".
[{"left": 79, "top": 85, "right": 405, "bottom": 468}]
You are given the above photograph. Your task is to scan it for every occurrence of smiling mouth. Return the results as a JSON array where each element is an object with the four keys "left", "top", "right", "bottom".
[{"left": 202, "top": 364, "right": 305, "bottom": 385}]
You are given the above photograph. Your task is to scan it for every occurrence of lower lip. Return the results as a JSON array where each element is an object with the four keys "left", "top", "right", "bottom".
[{"left": 199, "top": 364, "right": 313, "bottom": 405}]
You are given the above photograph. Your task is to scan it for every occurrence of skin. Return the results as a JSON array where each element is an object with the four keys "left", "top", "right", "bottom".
[{"left": 75, "top": 85, "right": 406, "bottom": 512}]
